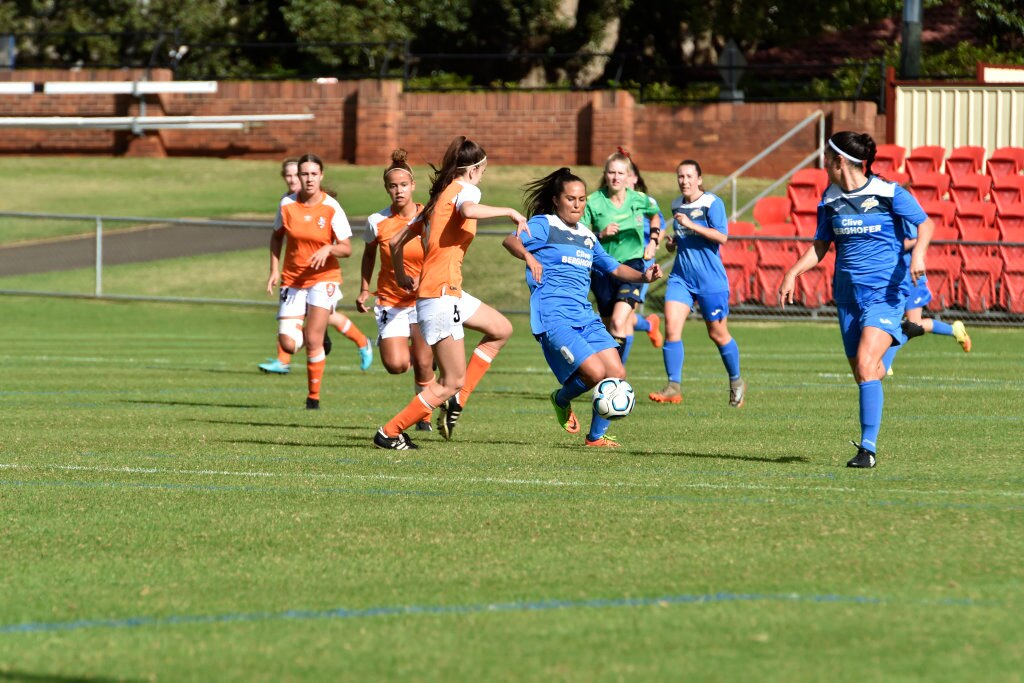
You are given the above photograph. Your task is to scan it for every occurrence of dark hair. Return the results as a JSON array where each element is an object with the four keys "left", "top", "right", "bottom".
[
  {"left": 598, "top": 149, "right": 632, "bottom": 192},
  {"left": 280, "top": 157, "right": 298, "bottom": 175},
  {"left": 828, "top": 131, "right": 877, "bottom": 176},
  {"left": 522, "top": 167, "right": 587, "bottom": 219},
  {"left": 383, "top": 148, "right": 414, "bottom": 182},
  {"left": 422, "top": 136, "right": 486, "bottom": 225}
]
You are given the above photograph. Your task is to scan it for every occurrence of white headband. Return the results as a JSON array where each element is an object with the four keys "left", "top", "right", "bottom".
[
  {"left": 457, "top": 156, "right": 487, "bottom": 170},
  {"left": 828, "top": 139, "right": 864, "bottom": 164}
]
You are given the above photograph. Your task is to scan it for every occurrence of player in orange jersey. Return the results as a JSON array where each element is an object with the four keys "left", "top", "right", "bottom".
[
  {"left": 266, "top": 153, "right": 354, "bottom": 410},
  {"left": 373, "top": 136, "right": 527, "bottom": 449},
  {"left": 356, "top": 149, "right": 435, "bottom": 432},
  {"left": 260, "top": 158, "right": 374, "bottom": 375}
]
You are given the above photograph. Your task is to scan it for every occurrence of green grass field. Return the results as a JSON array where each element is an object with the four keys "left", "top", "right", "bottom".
[
  {"left": 0, "top": 157, "right": 776, "bottom": 245},
  {"left": 0, "top": 295, "right": 1021, "bottom": 681}
]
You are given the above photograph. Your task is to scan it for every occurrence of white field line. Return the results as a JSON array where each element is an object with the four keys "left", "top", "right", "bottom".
[{"left": 1, "top": 462, "right": 1021, "bottom": 499}]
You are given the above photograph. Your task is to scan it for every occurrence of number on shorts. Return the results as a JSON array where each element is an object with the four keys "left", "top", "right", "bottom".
[
  {"left": 379, "top": 309, "right": 389, "bottom": 325},
  {"left": 453, "top": 305, "right": 461, "bottom": 323},
  {"left": 279, "top": 288, "right": 288, "bottom": 303}
]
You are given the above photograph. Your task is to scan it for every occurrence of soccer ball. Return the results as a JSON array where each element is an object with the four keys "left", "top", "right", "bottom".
[{"left": 592, "top": 378, "right": 636, "bottom": 420}]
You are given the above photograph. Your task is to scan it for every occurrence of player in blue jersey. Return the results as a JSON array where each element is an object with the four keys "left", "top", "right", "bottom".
[
  {"left": 622, "top": 154, "right": 664, "bottom": 362},
  {"left": 649, "top": 159, "right": 746, "bottom": 408},
  {"left": 780, "top": 131, "right": 934, "bottom": 468},
  {"left": 502, "top": 168, "right": 662, "bottom": 448}
]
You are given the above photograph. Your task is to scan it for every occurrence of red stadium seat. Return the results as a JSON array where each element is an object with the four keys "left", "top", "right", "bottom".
[
  {"left": 958, "top": 253, "right": 1003, "bottom": 312},
  {"left": 908, "top": 172, "right": 950, "bottom": 203},
  {"left": 752, "top": 196, "right": 792, "bottom": 228},
  {"left": 929, "top": 223, "right": 961, "bottom": 258},
  {"left": 949, "top": 174, "right": 992, "bottom": 210},
  {"left": 788, "top": 193, "right": 819, "bottom": 237},
  {"left": 874, "top": 144, "right": 906, "bottom": 177},
  {"left": 795, "top": 250, "right": 835, "bottom": 307},
  {"left": 998, "top": 241, "right": 1024, "bottom": 312},
  {"left": 956, "top": 223, "right": 1000, "bottom": 261},
  {"left": 945, "top": 145, "right": 986, "bottom": 184},
  {"left": 720, "top": 238, "right": 757, "bottom": 305},
  {"left": 920, "top": 199, "right": 957, "bottom": 231},
  {"left": 787, "top": 168, "right": 828, "bottom": 203},
  {"left": 728, "top": 220, "right": 756, "bottom": 237},
  {"left": 996, "top": 207, "right": 1024, "bottom": 238},
  {"left": 924, "top": 253, "right": 962, "bottom": 311},
  {"left": 986, "top": 146, "right": 1024, "bottom": 182},
  {"left": 905, "top": 145, "right": 946, "bottom": 182},
  {"left": 991, "top": 175, "right": 1024, "bottom": 214},
  {"left": 752, "top": 223, "right": 798, "bottom": 305},
  {"left": 954, "top": 202, "right": 997, "bottom": 236}
]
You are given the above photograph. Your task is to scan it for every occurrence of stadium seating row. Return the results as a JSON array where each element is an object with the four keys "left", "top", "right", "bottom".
[
  {"left": 721, "top": 222, "right": 1024, "bottom": 313},
  {"left": 875, "top": 144, "right": 1024, "bottom": 185}
]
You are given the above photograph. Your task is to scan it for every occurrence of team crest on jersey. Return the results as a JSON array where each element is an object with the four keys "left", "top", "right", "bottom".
[
  {"left": 584, "top": 236, "right": 594, "bottom": 248},
  {"left": 318, "top": 216, "right": 326, "bottom": 229},
  {"left": 690, "top": 209, "right": 702, "bottom": 219},
  {"left": 860, "top": 197, "right": 880, "bottom": 211}
]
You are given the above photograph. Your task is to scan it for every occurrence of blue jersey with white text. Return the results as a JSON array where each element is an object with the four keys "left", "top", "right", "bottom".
[
  {"left": 815, "top": 177, "right": 927, "bottom": 303},
  {"left": 670, "top": 192, "right": 729, "bottom": 293},
  {"left": 518, "top": 214, "right": 620, "bottom": 335}
]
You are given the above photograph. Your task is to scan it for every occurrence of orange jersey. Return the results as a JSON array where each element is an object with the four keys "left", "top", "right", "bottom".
[
  {"left": 275, "top": 193, "right": 352, "bottom": 288},
  {"left": 364, "top": 204, "right": 425, "bottom": 307},
  {"left": 411, "top": 180, "right": 481, "bottom": 299}
]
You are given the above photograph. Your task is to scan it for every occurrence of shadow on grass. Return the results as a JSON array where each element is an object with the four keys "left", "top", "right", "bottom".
[
  {"left": 0, "top": 671, "right": 132, "bottom": 683},
  {"left": 191, "top": 418, "right": 366, "bottom": 431},
  {"left": 118, "top": 399, "right": 271, "bottom": 409},
  {"left": 552, "top": 444, "right": 809, "bottom": 464}
]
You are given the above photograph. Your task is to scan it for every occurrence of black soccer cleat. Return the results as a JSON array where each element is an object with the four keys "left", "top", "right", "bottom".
[
  {"left": 322, "top": 330, "right": 333, "bottom": 356},
  {"left": 415, "top": 420, "right": 433, "bottom": 432},
  {"left": 306, "top": 397, "right": 320, "bottom": 410},
  {"left": 373, "top": 427, "right": 418, "bottom": 450},
  {"left": 847, "top": 441, "right": 877, "bottom": 468},
  {"left": 436, "top": 395, "right": 464, "bottom": 441}
]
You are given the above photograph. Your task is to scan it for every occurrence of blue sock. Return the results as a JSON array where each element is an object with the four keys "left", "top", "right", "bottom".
[
  {"left": 556, "top": 374, "right": 590, "bottom": 406},
  {"left": 588, "top": 410, "right": 611, "bottom": 441},
  {"left": 882, "top": 345, "right": 898, "bottom": 372},
  {"left": 633, "top": 314, "right": 651, "bottom": 333},
  {"left": 932, "top": 320, "right": 953, "bottom": 336},
  {"left": 718, "top": 339, "right": 741, "bottom": 381},
  {"left": 859, "top": 379, "right": 884, "bottom": 453},
  {"left": 662, "top": 340, "right": 684, "bottom": 383},
  {"left": 620, "top": 335, "right": 635, "bottom": 364}
]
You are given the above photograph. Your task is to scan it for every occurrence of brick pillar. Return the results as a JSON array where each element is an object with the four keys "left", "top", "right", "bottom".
[
  {"left": 355, "top": 79, "right": 402, "bottom": 165},
  {"left": 123, "top": 132, "right": 167, "bottom": 157},
  {"left": 589, "top": 90, "right": 636, "bottom": 163}
]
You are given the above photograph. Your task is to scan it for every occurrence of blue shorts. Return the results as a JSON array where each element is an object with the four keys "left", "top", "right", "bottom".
[
  {"left": 837, "top": 292, "right": 906, "bottom": 358},
  {"left": 904, "top": 281, "right": 932, "bottom": 311},
  {"left": 590, "top": 258, "right": 646, "bottom": 318},
  {"left": 665, "top": 274, "right": 729, "bottom": 321},
  {"left": 536, "top": 318, "right": 618, "bottom": 384}
]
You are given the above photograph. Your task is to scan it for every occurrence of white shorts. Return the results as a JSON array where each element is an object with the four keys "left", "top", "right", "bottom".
[
  {"left": 277, "top": 282, "right": 342, "bottom": 318},
  {"left": 416, "top": 290, "right": 482, "bottom": 346},
  {"left": 375, "top": 304, "right": 418, "bottom": 341}
]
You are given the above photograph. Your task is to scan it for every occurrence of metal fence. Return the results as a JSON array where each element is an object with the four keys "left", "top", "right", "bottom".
[{"left": 2, "top": 210, "right": 1022, "bottom": 326}]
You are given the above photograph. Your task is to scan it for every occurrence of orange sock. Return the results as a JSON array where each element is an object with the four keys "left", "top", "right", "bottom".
[
  {"left": 459, "top": 343, "right": 500, "bottom": 407},
  {"left": 277, "top": 341, "right": 292, "bottom": 364},
  {"left": 307, "top": 352, "right": 326, "bottom": 400},
  {"left": 336, "top": 316, "right": 368, "bottom": 348},
  {"left": 384, "top": 392, "right": 435, "bottom": 437}
]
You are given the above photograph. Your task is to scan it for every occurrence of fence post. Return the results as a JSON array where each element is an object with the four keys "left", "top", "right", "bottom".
[{"left": 95, "top": 216, "right": 103, "bottom": 296}]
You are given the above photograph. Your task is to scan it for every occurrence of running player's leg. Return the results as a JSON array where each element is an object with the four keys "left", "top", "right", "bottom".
[
  {"left": 410, "top": 320, "right": 436, "bottom": 431},
  {"left": 650, "top": 286, "right": 690, "bottom": 403},
  {"left": 459, "top": 294, "right": 511, "bottom": 409},
  {"left": 584, "top": 348, "right": 626, "bottom": 447},
  {"left": 330, "top": 311, "right": 373, "bottom": 370},
  {"left": 303, "top": 305, "right": 329, "bottom": 409},
  {"left": 702, "top": 292, "right": 744, "bottom": 407}
]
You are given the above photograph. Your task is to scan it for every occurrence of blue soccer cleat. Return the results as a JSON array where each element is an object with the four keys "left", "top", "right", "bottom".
[
  {"left": 359, "top": 342, "right": 374, "bottom": 371},
  {"left": 258, "top": 359, "right": 290, "bottom": 374}
]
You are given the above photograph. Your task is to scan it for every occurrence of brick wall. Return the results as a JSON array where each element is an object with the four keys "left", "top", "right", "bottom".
[{"left": 0, "top": 70, "right": 885, "bottom": 176}]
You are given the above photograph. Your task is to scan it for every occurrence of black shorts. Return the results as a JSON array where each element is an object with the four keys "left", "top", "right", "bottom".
[{"left": 590, "top": 258, "right": 646, "bottom": 318}]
